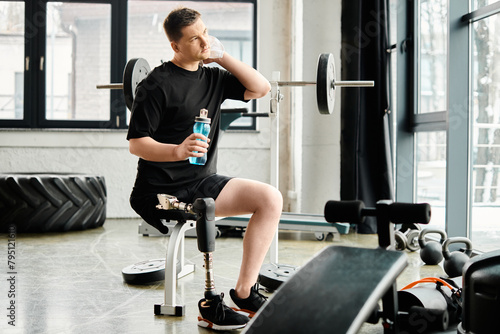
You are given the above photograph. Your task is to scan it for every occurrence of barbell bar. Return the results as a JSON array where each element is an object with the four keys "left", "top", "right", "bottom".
[
  {"left": 277, "top": 80, "right": 375, "bottom": 87},
  {"left": 96, "top": 53, "right": 374, "bottom": 115},
  {"left": 96, "top": 83, "right": 123, "bottom": 89}
]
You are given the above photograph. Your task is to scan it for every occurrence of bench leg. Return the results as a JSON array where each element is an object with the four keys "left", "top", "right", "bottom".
[
  {"left": 177, "top": 229, "right": 196, "bottom": 278},
  {"left": 381, "top": 282, "right": 400, "bottom": 333},
  {"left": 154, "top": 220, "right": 196, "bottom": 316}
]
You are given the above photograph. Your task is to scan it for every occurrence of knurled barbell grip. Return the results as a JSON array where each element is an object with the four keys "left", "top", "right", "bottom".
[
  {"left": 96, "top": 83, "right": 123, "bottom": 89},
  {"left": 277, "top": 81, "right": 316, "bottom": 86},
  {"left": 335, "top": 80, "right": 375, "bottom": 87}
]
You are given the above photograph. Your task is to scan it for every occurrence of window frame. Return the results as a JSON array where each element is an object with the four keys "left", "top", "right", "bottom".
[
  {"left": 0, "top": 0, "right": 258, "bottom": 130},
  {"left": 396, "top": 0, "right": 500, "bottom": 239}
]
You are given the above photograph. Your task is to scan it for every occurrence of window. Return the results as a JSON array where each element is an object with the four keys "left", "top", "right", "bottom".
[
  {"left": 415, "top": 131, "right": 446, "bottom": 229},
  {"left": 403, "top": 0, "right": 448, "bottom": 228},
  {"left": 127, "top": 1, "right": 256, "bottom": 129},
  {"left": 397, "top": 0, "right": 500, "bottom": 251},
  {"left": 0, "top": 1, "right": 24, "bottom": 121},
  {"left": 0, "top": 0, "right": 256, "bottom": 129},
  {"left": 45, "top": 2, "right": 111, "bottom": 121},
  {"left": 418, "top": 0, "right": 447, "bottom": 115},
  {"left": 0, "top": 0, "right": 122, "bottom": 129},
  {"left": 470, "top": 5, "right": 500, "bottom": 252},
  {"left": 413, "top": 0, "right": 448, "bottom": 229}
]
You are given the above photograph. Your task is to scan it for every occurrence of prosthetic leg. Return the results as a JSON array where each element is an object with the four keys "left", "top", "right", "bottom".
[
  {"left": 153, "top": 195, "right": 218, "bottom": 315},
  {"left": 154, "top": 195, "right": 249, "bottom": 330},
  {"left": 192, "top": 197, "right": 218, "bottom": 301}
]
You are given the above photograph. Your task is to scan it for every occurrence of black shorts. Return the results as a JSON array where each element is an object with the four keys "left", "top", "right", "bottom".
[{"left": 129, "top": 174, "right": 232, "bottom": 233}]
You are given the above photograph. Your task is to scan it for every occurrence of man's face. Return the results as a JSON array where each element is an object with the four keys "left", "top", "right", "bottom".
[{"left": 172, "top": 18, "right": 210, "bottom": 62}]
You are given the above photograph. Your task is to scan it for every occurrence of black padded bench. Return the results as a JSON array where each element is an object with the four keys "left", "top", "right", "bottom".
[{"left": 244, "top": 199, "right": 432, "bottom": 334}]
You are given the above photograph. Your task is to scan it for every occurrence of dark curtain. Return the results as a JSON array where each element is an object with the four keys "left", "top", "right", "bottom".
[{"left": 340, "top": 0, "right": 394, "bottom": 233}]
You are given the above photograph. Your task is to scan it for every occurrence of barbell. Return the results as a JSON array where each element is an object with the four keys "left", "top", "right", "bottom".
[
  {"left": 96, "top": 52, "right": 374, "bottom": 115},
  {"left": 96, "top": 57, "right": 151, "bottom": 111}
]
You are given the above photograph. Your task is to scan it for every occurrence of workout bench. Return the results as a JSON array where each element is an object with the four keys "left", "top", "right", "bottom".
[
  {"left": 156, "top": 194, "right": 220, "bottom": 316},
  {"left": 244, "top": 200, "right": 432, "bottom": 334},
  {"left": 122, "top": 194, "right": 219, "bottom": 316}
]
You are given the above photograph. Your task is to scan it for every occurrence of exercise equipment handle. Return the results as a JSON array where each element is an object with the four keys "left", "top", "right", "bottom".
[
  {"left": 389, "top": 203, "right": 431, "bottom": 225},
  {"left": 442, "top": 236, "right": 473, "bottom": 258},
  {"left": 324, "top": 200, "right": 431, "bottom": 225},
  {"left": 324, "top": 200, "right": 365, "bottom": 224}
]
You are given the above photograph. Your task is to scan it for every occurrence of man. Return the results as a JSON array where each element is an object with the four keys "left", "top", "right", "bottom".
[{"left": 127, "top": 7, "right": 283, "bottom": 331}]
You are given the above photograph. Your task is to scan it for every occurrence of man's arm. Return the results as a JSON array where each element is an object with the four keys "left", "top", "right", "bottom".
[
  {"left": 211, "top": 52, "right": 271, "bottom": 100},
  {"left": 129, "top": 134, "right": 209, "bottom": 162}
]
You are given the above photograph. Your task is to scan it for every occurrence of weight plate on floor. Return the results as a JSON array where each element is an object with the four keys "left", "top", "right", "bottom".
[
  {"left": 316, "top": 53, "right": 335, "bottom": 115},
  {"left": 122, "top": 258, "right": 178, "bottom": 285},
  {"left": 258, "top": 263, "right": 299, "bottom": 291},
  {"left": 123, "top": 58, "right": 150, "bottom": 111}
]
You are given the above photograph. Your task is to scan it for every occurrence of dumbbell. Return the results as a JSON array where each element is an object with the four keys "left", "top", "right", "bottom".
[
  {"left": 418, "top": 227, "right": 448, "bottom": 265},
  {"left": 394, "top": 224, "right": 422, "bottom": 252},
  {"left": 442, "top": 237, "right": 473, "bottom": 278}
]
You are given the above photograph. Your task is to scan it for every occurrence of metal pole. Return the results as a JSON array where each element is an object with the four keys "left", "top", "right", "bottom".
[{"left": 269, "top": 72, "right": 280, "bottom": 265}]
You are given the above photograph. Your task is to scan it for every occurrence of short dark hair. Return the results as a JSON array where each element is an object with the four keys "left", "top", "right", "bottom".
[{"left": 163, "top": 7, "right": 201, "bottom": 42}]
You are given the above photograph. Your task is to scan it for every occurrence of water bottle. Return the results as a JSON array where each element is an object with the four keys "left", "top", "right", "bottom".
[
  {"left": 189, "top": 108, "right": 211, "bottom": 165},
  {"left": 208, "top": 35, "right": 225, "bottom": 59}
]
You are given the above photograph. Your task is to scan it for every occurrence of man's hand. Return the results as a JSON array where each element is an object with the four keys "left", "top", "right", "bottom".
[
  {"left": 129, "top": 134, "right": 210, "bottom": 162},
  {"left": 214, "top": 52, "right": 271, "bottom": 100},
  {"left": 175, "top": 133, "right": 210, "bottom": 160},
  {"left": 202, "top": 57, "right": 218, "bottom": 65}
]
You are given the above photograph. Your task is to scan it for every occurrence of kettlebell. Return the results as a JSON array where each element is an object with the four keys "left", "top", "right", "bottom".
[
  {"left": 442, "top": 237, "right": 473, "bottom": 278},
  {"left": 418, "top": 228, "right": 447, "bottom": 265}
]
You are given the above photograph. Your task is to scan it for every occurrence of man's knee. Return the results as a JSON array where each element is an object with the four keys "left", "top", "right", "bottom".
[{"left": 260, "top": 184, "right": 283, "bottom": 213}]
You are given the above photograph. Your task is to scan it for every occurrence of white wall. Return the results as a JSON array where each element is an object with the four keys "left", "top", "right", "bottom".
[
  {"left": 300, "top": 0, "right": 342, "bottom": 213},
  {"left": 0, "top": 0, "right": 341, "bottom": 218},
  {"left": 0, "top": 130, "right": 138, "bottom": 218}
]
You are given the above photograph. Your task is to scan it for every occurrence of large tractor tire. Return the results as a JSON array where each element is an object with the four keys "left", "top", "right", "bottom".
[{"left": 0, "top": 173, "right": 106, "bottom": 233}]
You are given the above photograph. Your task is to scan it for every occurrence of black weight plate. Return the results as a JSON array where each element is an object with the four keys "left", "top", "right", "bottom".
[
  {"left": 258, "top": 263, "right": 299, "bottom": 291},
  {"left": 122, "top": 258, "right": 177, "bottom": 285},
  {"left": 316, "top": 53, "right": 335, "bottom": 115},
  {"left": 123, "top": 58, "right": 150, "bottom": 111}
]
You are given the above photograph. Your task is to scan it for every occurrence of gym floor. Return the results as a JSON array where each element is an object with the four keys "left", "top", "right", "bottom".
[{"left": 1, "top": 218, "right": 460, "bottom": 334}]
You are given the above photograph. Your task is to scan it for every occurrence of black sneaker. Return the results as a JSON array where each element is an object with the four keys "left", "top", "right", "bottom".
[
  {"left": 230, "top": 283, "right": 268, "bottom": 318},
  {"left": 198, "top": 293, "right": 250, "bottom": 331}
]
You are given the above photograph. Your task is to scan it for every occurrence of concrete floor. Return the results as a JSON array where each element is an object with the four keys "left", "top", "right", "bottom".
[{"left": 0, "top": 218, "right": 467, "bottom": 334}]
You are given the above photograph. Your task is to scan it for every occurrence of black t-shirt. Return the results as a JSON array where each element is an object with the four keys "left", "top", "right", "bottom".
[{"left": 127, "top": 61, "right": 247, "bottom": 195}]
